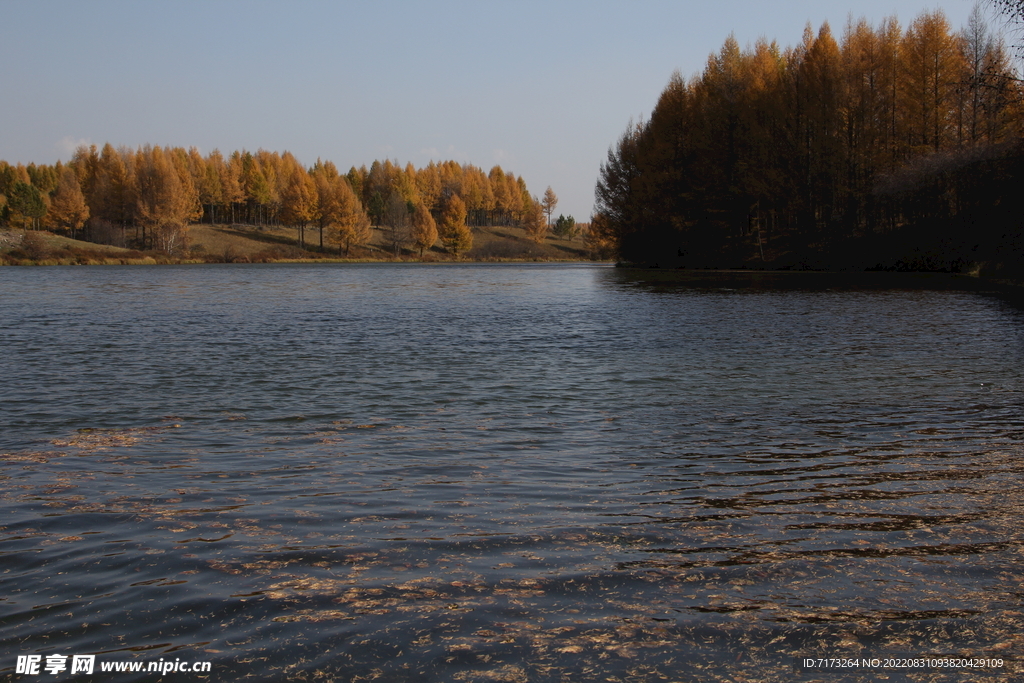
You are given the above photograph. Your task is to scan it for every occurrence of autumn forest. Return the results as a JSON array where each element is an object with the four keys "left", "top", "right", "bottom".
[
  {"left": 0, "top": 144, "right": 572, "bottom": 262},
  {"left": 593, "top": 7, "right": 1024, "bottom": 277}
]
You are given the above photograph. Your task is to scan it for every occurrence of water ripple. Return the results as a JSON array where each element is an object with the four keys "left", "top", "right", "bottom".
[{"left": 2, "top": 265, "right": 1024, "bottom": 681}]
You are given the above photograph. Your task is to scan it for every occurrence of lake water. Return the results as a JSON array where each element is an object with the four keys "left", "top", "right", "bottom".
[{"left": 2, "top": 263, "right": 1024, "bottom": 682}]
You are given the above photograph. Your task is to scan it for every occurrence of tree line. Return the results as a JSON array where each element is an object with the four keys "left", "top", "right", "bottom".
[
  {"left": 593, "top": 7, "right": 1024, "bottom": 275},
  {"left": 0, "top": 145, "right": 552, "bottom": 257}
]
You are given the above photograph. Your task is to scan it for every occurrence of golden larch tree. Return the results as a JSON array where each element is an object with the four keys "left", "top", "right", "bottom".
[
  {"left": 135, "top": 145, "right": 199, "bottom": 253},
  {"left": 440, "top": 194, "right": 472, "bottom": 256},
  {"left": 382, "top": 192, "right": 411, "bottom": 256},
  {"left": 47, "top": 166, "right": 90, "bottom": 239},
  {"left": 901, "top": 11, "right": 963, "bottom": 152},
  {"left": 415, "top": 161, "right": 441, "bottom": 212},
  {"left": 411, "top": 201, "right": 438, "bottom": 257},
  {"left": 541, "top": 186, "right": 558, "bottom": 228},
  {"left": 311, "top": 160, "right": 343, "bottom": 251},
  {"left": 332, "top": 178, "right": 372, "bottom": 256},
  {"left": 489, "top": 165, "right": 511, "bottom": 224},
  {"left": 523, "top": 198, "right": 547, "bottom": 243},
  {"left": 279, "top": 153, "right": 315, "bottom": 248}
]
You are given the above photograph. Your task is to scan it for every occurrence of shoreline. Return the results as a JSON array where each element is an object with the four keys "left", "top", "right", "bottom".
[
  {"left": 3, "top": 231, "right": 1020, "bottom": 292},
  {"left": 612, "top": 262, "right": 1024, "bottom": 291},
  {"left": 0, "top": 255, "right": 602, "bottom": 266},
  {"left": 5, "top": 258, "right": 1023, "bottom": 295}
]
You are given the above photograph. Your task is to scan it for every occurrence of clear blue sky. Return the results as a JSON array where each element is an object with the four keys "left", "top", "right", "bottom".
[{"left": 0, "top": 1, "right": 1000, "bottom": 220}]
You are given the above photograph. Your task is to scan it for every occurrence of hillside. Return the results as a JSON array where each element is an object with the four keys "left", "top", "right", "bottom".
[{"left": 0, "top": 224, "right": 594, "bottom": 265}]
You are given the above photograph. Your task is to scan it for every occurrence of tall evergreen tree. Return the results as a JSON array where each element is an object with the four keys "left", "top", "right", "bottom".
[{"left": 7, "top": 181, "right": 47, "bottom": 229}]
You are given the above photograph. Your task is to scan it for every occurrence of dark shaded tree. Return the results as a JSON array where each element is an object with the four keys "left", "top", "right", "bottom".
[{"left": 595, "top": 9, "right": 1023, "bottom": 271}]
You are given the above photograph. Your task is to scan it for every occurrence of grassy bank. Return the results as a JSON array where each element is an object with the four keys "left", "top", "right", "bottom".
[{"left": 0, "top": 224, "right": 594, "bottom": 265}]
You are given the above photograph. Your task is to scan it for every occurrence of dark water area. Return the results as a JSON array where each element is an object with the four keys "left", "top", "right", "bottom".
[{"left": 2, "top": 264, "right": 1024, "bottom": 682}]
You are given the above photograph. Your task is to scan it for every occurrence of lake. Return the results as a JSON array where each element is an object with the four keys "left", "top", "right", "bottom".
[{"left": 2, "top": 263, "right": 1023, "bottom": 681}]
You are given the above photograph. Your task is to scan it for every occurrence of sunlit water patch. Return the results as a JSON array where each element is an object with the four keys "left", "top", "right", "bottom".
[{"left": 2, "top": 264, "right": 1024, "bottom": 681}]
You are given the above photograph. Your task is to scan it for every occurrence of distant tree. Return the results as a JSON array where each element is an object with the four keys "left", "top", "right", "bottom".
[
  {"left": 169, "top": 146, "right": 202, "bottom": 220},
  {"left": 240, "top": 152, "right": 273, "bottom": 225},
  {"left": 440, "top": 194, "right": 472, "bottom": 256},
  {"left": 505, "top": 170, "right": 523, "bottom": 223},
  {"left": 47, "top": 167, "right": 90, "bottom": 239},
  {"left": 438, "top": 160, "right": 464, "bottom": 203},
  {"left": 415, "top": 162, "right": 441, "bottom": 211},
  {"left": 365, "top": 159, "right": 397, "bottom": 222},
  {"left": 0, "top": 160, "right": 24, "bottom": 198},
  {"left": 26, "top": 163, "right": 58, "bottom": 194},
  {"left": 488, "top": 165, "right": 511, "bottom": 224},
  {"left": 154, "top": 220, "right": 191, "bottom": 255},
  {"left": 332, "top": 180, "right": 372, "bottom": 256},
  {"left": 279, "top": 157, "right": 315, "bottom": 248},
  {"left": 254, "top": 149, "right": 283, "bottom": 223},
  {"left": 311, "top": 163, "right": 343, "bottom": 250},
  {"left": 135, "top": 145, "right": 199, "bottom": 252},
  {"left": 594, "top": 121, "right": 643, "bottom": 258},
  {"left": 7, "top": 181, "right": 47, "bottom": 229},
  {"left": 187, "top": 147, "right": 219, "bottom": 224},
  {"left": 346, "top": 165, "right": 367, "bottom": 202},
  {"left": 540, "top": 186, "right": 558, "bottom": 227},
  {"left": 522, "top": 198, "right": 547, "bottom": 243},
  {"left": 585, "top": 213, "right": 617, "bottom": 259},
  {"left": 88, "top": 143, "right": 134, "bottom": 236},
  {"left": 461, "top": 165, "right": 493, "bottom": 225},
  {"left": 382, "top": 192, "right": 411, "bottom": 256},
  {"left": 396, "top": 162, "right": 421, "bottom": 207},
  {"left": 220, "top": 151, "right": 244, "bottom": 224},
  {"left": 552, "top": 214, "right": 576, "bottom": 238},
  {"left": 368, "top": 191, "right": 386, "bottom": 226},
  {"left": 410, "top": 201, "right": 438, "bottom": 257}
]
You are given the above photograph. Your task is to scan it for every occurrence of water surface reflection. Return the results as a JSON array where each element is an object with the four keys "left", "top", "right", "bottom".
[{"left": 1, "top": 264, "right": 1023, "bottom": 681}]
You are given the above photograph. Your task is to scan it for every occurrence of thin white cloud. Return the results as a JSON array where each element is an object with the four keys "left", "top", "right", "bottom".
[
  {"left": 443, "top": 145, "right": 469, "bottom": 162},
  {"left": 55, "top": 136, "right": 92, "bottom": 159}
]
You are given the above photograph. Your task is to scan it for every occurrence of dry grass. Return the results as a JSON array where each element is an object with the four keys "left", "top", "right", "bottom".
[
  {"left": 1, "top": 223, "right": 593, "bottom": 265},
  {"left": 191, "top": 223, "right": 591, "bottom": 262},
  {"left": 467, "top": 225, "right": 588, "bottom": 261},
  {"left": 1, "top": 229, "right": 132, "bottom": 253},
  {"left": 0, "top": 229, "right": 159, "bottom": 265}
]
